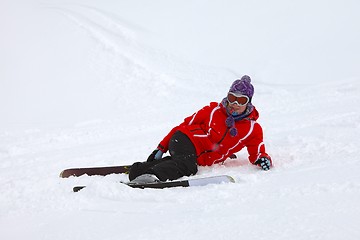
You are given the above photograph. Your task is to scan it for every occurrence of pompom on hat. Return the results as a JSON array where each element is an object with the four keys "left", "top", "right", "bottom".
[{"left": 229, "top": 75, "right": 254, "bottom": 99}]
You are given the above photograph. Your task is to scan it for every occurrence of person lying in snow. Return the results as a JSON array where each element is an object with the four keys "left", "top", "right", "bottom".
[{"left": 129, "top": 75, "right": 272, "bottom": 183}]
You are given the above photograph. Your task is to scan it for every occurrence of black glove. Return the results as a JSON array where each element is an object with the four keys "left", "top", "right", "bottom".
[
  {"left": 147, "top": 149, "right": 163, "bottom": 162},
  {"left": 254, "top": 157, "right": 271, "bottom": 171},
  {"left": 229, "top": 154, "right": 237, "bottom": 159}
]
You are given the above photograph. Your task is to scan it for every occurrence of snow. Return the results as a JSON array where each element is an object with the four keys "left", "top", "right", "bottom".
[{"left": 1, "top": 0, "right": 360, "bottom": 239}]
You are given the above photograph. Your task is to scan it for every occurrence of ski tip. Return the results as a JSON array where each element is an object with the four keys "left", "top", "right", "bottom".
[
  {"left": 73, "top": 186, "right": 86, "bottom": 192},
  {"left": 187, "top": 175, "right": 236, "bottom": 187},
  {"left": 60, "top": 170, "right": 74, "bottom": 178},
  {"left": 226, "top": 175, "right": 236, "bottom": 183}
]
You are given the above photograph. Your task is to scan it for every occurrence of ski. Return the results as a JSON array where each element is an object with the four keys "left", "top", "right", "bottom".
[
  {"left": 60, "top": 165, "right": 131, "bottom": 178},
  {"left": 128, "top": 175, "right": 235, "bottom": 189},
  {"left": 73, "top": 175, "right": 235, "bottom": 192}
]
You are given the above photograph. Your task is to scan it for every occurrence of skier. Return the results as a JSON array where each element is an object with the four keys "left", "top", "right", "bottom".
[{"left": 129, "top": 75, "right": 272, "bottom": 183}]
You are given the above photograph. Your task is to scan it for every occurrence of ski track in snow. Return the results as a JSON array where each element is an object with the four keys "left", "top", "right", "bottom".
[{"left": 1, "top": 1, "right": 360, "bottom": 240}]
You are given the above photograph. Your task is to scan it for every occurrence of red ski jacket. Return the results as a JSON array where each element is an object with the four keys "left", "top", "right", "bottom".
[{"left": 158, "top": 102, "right": 271, "bottom": 166}]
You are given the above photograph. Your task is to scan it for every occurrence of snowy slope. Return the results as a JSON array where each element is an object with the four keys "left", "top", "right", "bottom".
[{"left": 1, "top": 0, "right": 360, "bottom": 240}]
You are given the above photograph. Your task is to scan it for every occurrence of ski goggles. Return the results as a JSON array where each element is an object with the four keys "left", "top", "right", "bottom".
[{"left": 227, "top": 92, "right": 250, "bottom": 106}]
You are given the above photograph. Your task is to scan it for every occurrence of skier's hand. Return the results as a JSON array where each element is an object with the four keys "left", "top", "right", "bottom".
[
  {"left": 254, "top": 157, "right": 271, "bottom": 171},
  {"left": 147, "top": 149, "right": 163, "bottom": 162},
  {"left": 229, "top": 154, "right": 237, "bottom": 159}
]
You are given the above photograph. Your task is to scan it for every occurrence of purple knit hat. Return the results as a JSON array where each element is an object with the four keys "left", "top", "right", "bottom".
[{"left": 229, "top": 75, "right": 254, "bottom": 98}]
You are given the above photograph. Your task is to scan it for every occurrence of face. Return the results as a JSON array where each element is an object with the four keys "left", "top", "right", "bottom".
[
  {"left": 226, "top": 92, "right": 249, "bottom": 115},
  {"left": 227, "top": 102, "right": 247, "bottom": 115}
]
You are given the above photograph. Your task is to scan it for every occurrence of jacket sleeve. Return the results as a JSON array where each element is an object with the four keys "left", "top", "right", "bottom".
[
  {"left": 157, "top": 103, "right": 217, "bottom": 152},
  {"left": 245, "top": 123, "right": 272, "bottom": 164}
]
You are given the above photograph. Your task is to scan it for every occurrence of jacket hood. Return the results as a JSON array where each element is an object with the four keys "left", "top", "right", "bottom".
[{"left": 247, "top": 106, "right": 259, "bottom": 121}]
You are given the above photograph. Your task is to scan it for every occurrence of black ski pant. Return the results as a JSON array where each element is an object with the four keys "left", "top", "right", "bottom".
[{"left": 129, "top": 131, "right": 198, "bottom": 181}]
